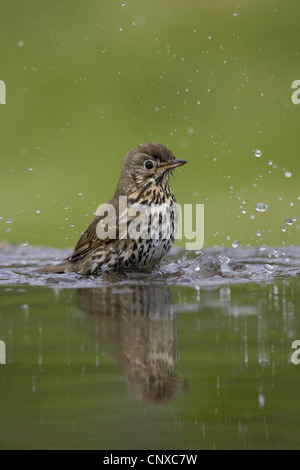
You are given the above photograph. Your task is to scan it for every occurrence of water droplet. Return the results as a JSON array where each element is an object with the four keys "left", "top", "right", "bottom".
[
  {"left": 187, "top": 126, "right": 194, "bottom": 135},
  {"left": 22, "top": 241, "right": 29, "bottom": 246},
  {"left": 241, "top": 208, "right": 246, "bottom": 214},
  {"left": 18, "top": 40, "right": 24, "bottom": 48},
  {"left": 268, "top": 160, "right": 273, "bottom": 165},
  {"left": 28, "top": 167, "right": 33, "bottom": 171},
  {"left": 121, "top": 2, "right": 126, "bottom": 6},
  {"left": 256, "top": 230, "right": 262, "bottom": 237},
  {"left": 6, "top": 218, "right": 13, "bottom": 223},
  {"left": 264, "top": 264, "right": 273, "bottom": 272},
  {"left": 284, "top": 171, "right": 292, "bottom": 178},
  {"left": 77, "top": 192, "right": 83, "bottom": 196},
  {"left": 281, "top": 225, "right": 286, "bottom": 232},
  {"left": 285, "top": 217, "right": 293, "bottom": 225},
  {"left": 232, "top": 240, "right": 239, "bottom": 248},
  {"left": 254, "top": 149, "right": 262, "bottom": 157},
  {"left": 194, "top": 266, "right": 200, "bottom": 272},
  {"left": 256, "top": 203, "right": 268, "bottom": 212}
]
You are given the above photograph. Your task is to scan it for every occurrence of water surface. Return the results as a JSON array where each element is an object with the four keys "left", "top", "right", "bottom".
[{"left": 0, "top": 244, "right": 299, "bottom": 449}]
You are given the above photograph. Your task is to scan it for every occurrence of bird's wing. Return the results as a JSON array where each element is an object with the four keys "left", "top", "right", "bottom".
[
  {"left": 67, "top": 202, "right": 141, "bottom": 262},
  {"left": 67, "top": 217, "right": 108, "bottom": 262}
]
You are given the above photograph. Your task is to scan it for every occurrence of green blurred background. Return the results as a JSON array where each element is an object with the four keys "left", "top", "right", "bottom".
[{"left": 0, "top": 0, "right": 299, "bottom": 249}]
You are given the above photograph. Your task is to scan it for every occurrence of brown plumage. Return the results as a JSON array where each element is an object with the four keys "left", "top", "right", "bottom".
[{"left": 41, "top": 143, "right": 187, "bottom": 275}]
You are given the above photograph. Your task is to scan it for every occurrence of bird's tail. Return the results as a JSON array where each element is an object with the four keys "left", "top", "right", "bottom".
[{"left": 38, "top": 261, "right": 73, "bottom": 274}]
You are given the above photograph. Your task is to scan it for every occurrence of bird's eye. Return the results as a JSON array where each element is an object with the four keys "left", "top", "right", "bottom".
[{"left": 144, "top": 160, "right": 154, "bottom": 170}]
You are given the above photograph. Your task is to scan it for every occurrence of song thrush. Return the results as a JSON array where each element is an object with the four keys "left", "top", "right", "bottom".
[{"left": 41, "top": 143, "right": 187, "bottom": 275}]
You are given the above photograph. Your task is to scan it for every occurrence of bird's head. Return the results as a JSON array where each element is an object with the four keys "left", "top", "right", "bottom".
[{"left": 117, "top": 142, "right": 187, "bottom": 195}]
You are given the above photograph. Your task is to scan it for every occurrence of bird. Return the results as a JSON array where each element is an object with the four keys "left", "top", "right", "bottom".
[{"left": 41, "top": 143, "right": 187, "bottom": 275}]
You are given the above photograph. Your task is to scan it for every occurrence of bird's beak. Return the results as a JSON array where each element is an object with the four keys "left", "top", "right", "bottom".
[{"left": 156, "top": 159, "right": 188, "bottom": 172}]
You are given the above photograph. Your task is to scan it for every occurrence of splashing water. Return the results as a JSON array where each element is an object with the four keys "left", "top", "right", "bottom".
[
  {"left": 256, "top": 203, "right": 268, "bottom": 213},
  {"left": 0, "top": 244, "right": 299, "bottom": 288}
]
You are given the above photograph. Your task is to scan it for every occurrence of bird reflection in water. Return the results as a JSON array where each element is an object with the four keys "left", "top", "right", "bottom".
[{"left": 77, "top": 282, "right": 186, "bottom": 404}]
